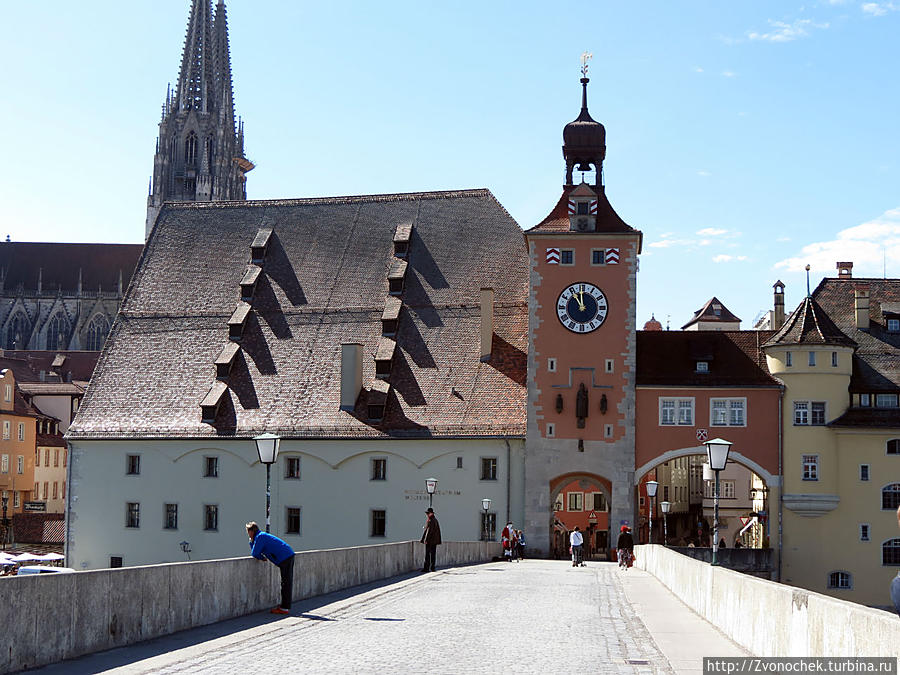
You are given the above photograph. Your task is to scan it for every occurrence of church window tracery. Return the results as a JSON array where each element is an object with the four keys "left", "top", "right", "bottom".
[
  {"left": 86, "top": 314, "right": 110, "bottom": 351},
  {"left": 46, "top": 313, "right": 71, "bottom": 351},
  {"left": 5, "top": 312, "right": 31, "bottom": 350},
  {"left": 185, "top": 132, "right": 198, "bottom": 165}
]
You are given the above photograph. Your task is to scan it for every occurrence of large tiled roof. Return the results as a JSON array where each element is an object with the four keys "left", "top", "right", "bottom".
[
  {"left": 681, "top": 297, "right": 741, "bottom": 330},
  {"left": 526, "top": 185, "right": 637, "bottom": 234},
  {"left": 762, "top": 295, "right": 856, "bottom": 348},
  {"left": 636, "top": 330, "right": 779, "bottom": 387},
  {"left": 810, "top": 278, "right": 900, "bottom": 392},
  {"left": 0, "top": 242, "right": 142, "bottom": 293},
  {"left": 68, "top": 190, "right": 528, "bottom": 440}
]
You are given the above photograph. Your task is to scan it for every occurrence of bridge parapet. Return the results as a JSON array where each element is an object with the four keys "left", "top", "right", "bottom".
[
  {"left": 0, "top": 541, "right": 499, "bottom": 674},
  {"left": 635, "top": 544, "right": 900, "bottom": 657}
]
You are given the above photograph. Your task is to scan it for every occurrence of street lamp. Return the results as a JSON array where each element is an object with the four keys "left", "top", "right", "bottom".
[
  {"left": 254, "top": 433, "right": 281, "bottom": 533},
  {"left": 482, "top": 498, "right": 492, "bottom": 541},
  {"left": 705, "top": 437, "right": 732, "bottom": 566},
  {"left": 660, "top": 500, "right": 671, "bottom": 546},
  {"left": 425, "top": 477, "right": 438, "bottom": 509},
  {"left": 645, "top": 480, "right": 658, "bottom": 544},
  {"left": 1, "top": 493, "right": 8, "bottom": 551}
]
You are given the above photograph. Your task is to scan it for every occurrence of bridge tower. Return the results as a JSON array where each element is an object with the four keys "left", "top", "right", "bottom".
[{"left": 524, "top": 63, "right": 643, "bottom": 556}]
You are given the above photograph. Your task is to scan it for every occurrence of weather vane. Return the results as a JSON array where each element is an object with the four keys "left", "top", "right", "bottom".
[{"left": 581, "top": 52, "right": 593, "bottom": 77}]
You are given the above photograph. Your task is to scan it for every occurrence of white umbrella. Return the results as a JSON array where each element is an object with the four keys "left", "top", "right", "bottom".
[
  {"left": 37, "top": 553, "right": 65, "bottom": 561},
  {"left": 11, "top": 553, "right": 43, "bottom": 562}
]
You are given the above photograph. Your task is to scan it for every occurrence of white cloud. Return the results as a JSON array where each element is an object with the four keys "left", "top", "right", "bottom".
[
  {"left": 774, "top": 207, "right": 900, "bottom": 273},
  {"left": 722, "top": 70, "right": 737, "bottom": 78},
  {"left": 713, "top": 254, "right": 748, "bottom": 263},
  {"left": 697, "top": 227, "right": 728, "bottom": 236},
  {"left": 747, "top": 18, "right": 829, "bottom": 42},
  {"left": 697, "top": 170, "right": 711, "bottom": 177},
  {"left": 776, "top": 236, "right": 792, "bottom": 242},
  {"left": 694, "top": 66, "right": 704, "bottom": 73},
  {"left": 862, "top": 2, "right": 896, "bottom": 15}
]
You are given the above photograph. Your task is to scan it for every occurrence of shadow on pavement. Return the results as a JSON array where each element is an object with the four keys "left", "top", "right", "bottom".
[{"left": 27, "top": 571, "right": 425, "bottom": 674}]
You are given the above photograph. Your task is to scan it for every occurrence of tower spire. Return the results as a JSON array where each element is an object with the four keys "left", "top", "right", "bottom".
[{"left": 146, "top": 0, "right": 252, "bottom": 240}]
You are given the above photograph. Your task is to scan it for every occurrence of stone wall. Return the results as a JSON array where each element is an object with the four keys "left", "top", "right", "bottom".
[
  {"left": 635, "top": 544, "right": 900, "bottom": 657},
  {"left": 0, "top": 540, "right": 499, "bottom": 674}
]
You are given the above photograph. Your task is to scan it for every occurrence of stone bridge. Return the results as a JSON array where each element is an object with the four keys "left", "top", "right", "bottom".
[{"left": 4, "top": 543, "right": 899, "bottom": 674}]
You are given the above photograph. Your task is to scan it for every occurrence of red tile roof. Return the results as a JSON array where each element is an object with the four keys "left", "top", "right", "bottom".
[
  {"left": 681, "top": 297, "right": 742, "bottom": 330},
  {"left": 526, "top": 185, "right": 638, "bottom": 235},
  {"left": 762, "top": 295, "right": 856, "bottom": 348}
]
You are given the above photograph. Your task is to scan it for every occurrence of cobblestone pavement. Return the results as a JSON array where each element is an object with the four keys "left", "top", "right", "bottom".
[{"left": 37, "top": 560, "right": 742, "bottom": 674}]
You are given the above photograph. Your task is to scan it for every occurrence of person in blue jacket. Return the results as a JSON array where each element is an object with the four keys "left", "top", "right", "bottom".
[{"left": 246, "top": 521, "right": 295, "bottom": 615}]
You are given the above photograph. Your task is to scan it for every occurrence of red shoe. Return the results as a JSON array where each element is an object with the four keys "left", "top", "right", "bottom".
[{"left": 270, "top": 607, "right": 290, "bottom": 615}]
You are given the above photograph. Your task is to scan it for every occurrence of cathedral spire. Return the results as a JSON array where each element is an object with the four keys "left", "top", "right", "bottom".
[{"left": 146, "top": 0, "right": 252, "bottom": 240}]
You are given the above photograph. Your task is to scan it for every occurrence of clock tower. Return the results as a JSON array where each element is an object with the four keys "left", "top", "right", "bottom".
[{"left": 523, "top": 68, "right": 642, "bottom": 556}]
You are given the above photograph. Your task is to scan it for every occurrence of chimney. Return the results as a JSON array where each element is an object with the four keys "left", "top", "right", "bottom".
[
  {"left": 340, "top": 343, "right": 363, "bottom": 410},
  {"left": 773, "top": 280, "right": 785, "bottom": 330},
  {"left": 855, "top": 286, "right": 870, "bottom": 330},
  {"left": 480, "top": 288, "right": 494, "bottom": 361},
  {"left": 837, "top": 261, "right": 853, "bottom": 279}
]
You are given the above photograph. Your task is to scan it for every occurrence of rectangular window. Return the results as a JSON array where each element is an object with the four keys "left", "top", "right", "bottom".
[
  {"left": 4, "top": 384, "right": 11, "bottom": 402},
  {"left": 802, "top": 455, "right": 818, "bottom": 481},
  {"left": 286, "top": 507, "right": 302, "bottom": 534},
  {"left": 721, "top": 480, "right": 735, "bottom": 499},
  {"left": 876, "top": 394, "right": 899, "bottom": 408},
  {"left": 605, "top": 359, "right": 614, "bottom": 373},
  {"left": 54, "top": 449, "right": 60, "bottom": 467},
  {"left": 888, "top": 440, "right": 900, "bottom": 455},
  {"left": 828, "top": 571, "right": 851, "bottom": 589},
  {"left": 546, "top": 423, "right": 555, "bottom": 437},
  {"left": 61, "top": 481, "right": 65, "bottom": 499},
  {"left": 547, "top": 358, "right": 557, "bottom": 372},
  {"left": 13, "top": 492, "right": 20, "bottom": 508},
  {"left": 567, "top": 492, "right": 583, "bottom": 511},
  {"left": 35, "top": 448, "right": 40, "bottom": 467},
  {"left": 831, "top": 351, "right": 838, "bottom": 367},
  {"left": 370, "top": 509, "right": 386, "bottom": 537},
  {"left": 164, "top": 503, "right": 178, "bottom": 530},
  {"left": 860, "top": 524, "right": 870, "bottom": 541},
  {"left": 786, "top": 351, "right": 793, "bottom": 367},
  {"left": 17, "top": 423, "right": 24, "bottom": 441},
  {"left": 204, "top": 505, "right": 218, "bottom": 531},
  {"left": 860, "top": 464, "right": 870, "bottom": 481},
  {"left": 284, "top": 457, "right": 301, "bottom": 479},
  {"left": 660, "top": 398, "right": 693, "bottom": 426},
  {"left": 16, "top": 455, "right": 23, "bottom": 475},
  {"left": 859, "top": 393, "right": 871, "bottom": 407},
  {"left": 52, "top": 482, "right": 58, "bottom": 500},
  {"left": 887, "top": 318, "right": 900, "bottom": 332},
  {"left": 2, "top": 421, "right": 9, "bottom": 440},
  {"left": 480, "top": 457, "right": 498, "bottom": 481},
  {"left": 126, "top": 502, "right": 140, "bottom": 528},
  {"left": 44, "top": 449, "right": 49, "bottom": 466},
  {"left": 696, "top": 361, "right": 709, "bottom": 373},
  {"left": 604, "top": 424, "right": 613, "bottom": 438},
  {"left": 593, "top": 492, "right": 607, "bottom": 511},
  {"left": 204, "top": 456, "right": 219, "bottom": 478},
  {"left": 710, "top": 398, "right": 746, "bottom": 426},
  {"left": 63, "top": 450, "right": 67, "bottom": 467},
  {"left": 808, "top": 351, "right": 816, "bottom": 367},
  {"left": 126, "top": 454, "right": 140, "bottom": 475},
  {"left": 591, "top": 249, "right": 605, "bottom": 265},
  {"left": 810, "top": 402, "right": 826, "bottom": 426},
  {"left": 560, "top": 249, "right": 574, "bottom": 266},
  {"left": 110, "top": 556, "right": 123, "bottom": 568},
  {"left": 371, "top": 458, "right": 387, "bottom": 481},
  {"left": 480, "top": 512, "right": 497, "bottom": 541},
  {"left": 456, "top": 456, "right": 463, "bottom": 469},
  {"left": 0, "top": 454, "right": 7, "bottom": 473},
  {"left": 794, "top": 402, "right": 809, "bottom": 425}
]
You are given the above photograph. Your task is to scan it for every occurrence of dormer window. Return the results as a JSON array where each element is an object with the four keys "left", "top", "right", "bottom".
[
  {"left": 888, "top": 318, "right": 900, "bottom": 332},
  {"left": 576, "top": 202, "right": 589, "bottom": 215},
  {"left": 696, "top": 361, "right": 709, "bottom": 373}
]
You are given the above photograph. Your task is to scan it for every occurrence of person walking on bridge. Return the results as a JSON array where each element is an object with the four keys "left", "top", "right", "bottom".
[
  {"left": 570, "top": 526, "right": 584, "bottom": 567},
  {"left": 246, "top": 521, "right": 295, "bottom": 615},
  {"left": 617, "top": 525, "right": 634, "bottom": 570},
  {"left": 420, "top": 507, "right": 442, "bottom": 572}
]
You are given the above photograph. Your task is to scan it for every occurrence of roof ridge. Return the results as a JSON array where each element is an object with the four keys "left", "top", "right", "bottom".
[{"left": 160, "top": 188, "right": 493, "bottom": 211}]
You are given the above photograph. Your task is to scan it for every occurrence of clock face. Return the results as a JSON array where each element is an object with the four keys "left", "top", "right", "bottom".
[{"left": 557, "top": 282, "right": 608, "bottom": 333}]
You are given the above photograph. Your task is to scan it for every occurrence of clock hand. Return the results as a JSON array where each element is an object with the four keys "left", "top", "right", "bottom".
[{"left": 577, "top": 291, "right": 586, "bottom": 312}]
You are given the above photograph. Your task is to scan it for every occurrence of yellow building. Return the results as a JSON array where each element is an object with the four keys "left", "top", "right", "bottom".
[
  {"left": 0, "top": 369, "right": 37, "bottom": 528},
  {"left": 764, "top": 266, "right": 900, "bottom": 607}
]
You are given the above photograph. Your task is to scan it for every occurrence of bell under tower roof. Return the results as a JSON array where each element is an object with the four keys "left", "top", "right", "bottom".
[{"left": 562, "top": 58, "right": 607, "bottom": 187}]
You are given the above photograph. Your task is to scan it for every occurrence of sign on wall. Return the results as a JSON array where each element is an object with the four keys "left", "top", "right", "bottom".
[{"left": 24, "top": 501, "right": 46, "bottom": 512}]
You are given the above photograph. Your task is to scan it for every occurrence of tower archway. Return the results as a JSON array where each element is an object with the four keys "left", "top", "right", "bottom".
[{"left": 549, "top": 472, "right": 614, "bottom": 561}]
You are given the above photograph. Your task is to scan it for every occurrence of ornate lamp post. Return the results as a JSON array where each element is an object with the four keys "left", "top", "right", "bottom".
[
  {"left": 660, "top": 500, "right": 671, "bottom": 546},
  {"left": 705, "top": 438, "right": 732, "bottom": 566},
  {"left": 1, "top": 493, "right": 8, "bottom": 551},
  {"left": 254, "top": 433, "right": 281, "bottom": 533},
  {"left": 425, "top": 477, "right": 438, "bottom": 509},
  {"left": 645, "top": 480, "right": 658, "bottom": 544},
  {"left": 482, "top": 498, "right": 492, "bottom": 541}
]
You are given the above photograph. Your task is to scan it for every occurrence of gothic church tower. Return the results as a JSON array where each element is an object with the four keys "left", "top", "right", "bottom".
[{"left": 145, "top": 0, "right": 254, "bottom": 239}]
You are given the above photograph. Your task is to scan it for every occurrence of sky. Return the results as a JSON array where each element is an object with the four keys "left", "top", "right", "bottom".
[{"left": 1, "top": 1, "right": 899, "bottom": 328}]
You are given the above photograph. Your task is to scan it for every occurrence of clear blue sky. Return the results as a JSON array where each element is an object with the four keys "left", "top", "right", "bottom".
[{"left": 1, "top": 1, "right": 898, "bottom": 328}]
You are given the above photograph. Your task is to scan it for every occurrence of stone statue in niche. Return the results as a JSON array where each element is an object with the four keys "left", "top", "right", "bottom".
[{"left": 576, "top": 382, "right": 588, "bottom": 428}]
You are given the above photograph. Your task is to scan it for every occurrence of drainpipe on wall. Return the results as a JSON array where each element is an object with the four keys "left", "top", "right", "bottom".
[
  {"left": 777, "top": 386, "right": 784, "bottom": 583},
  {"left": 505, "top": 440, "right": 511, "bottom": 526}
]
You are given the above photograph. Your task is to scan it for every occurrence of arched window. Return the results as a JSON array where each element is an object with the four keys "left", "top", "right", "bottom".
[
  {"left": 827, "top": 571, "right": 851, "bottom": 589},
  {"left": 888, "top": 439, "right": 900, "bottom": 455},
  {"left": 883, "top": 539, "right": 900, "bottom": 566},
  {"left": 5, "top": 312, "right": 31, "bottom": 350},
  {"left": 882, "top": 483, "right": 900, "bottom": 510},
  {"left": 85, "top": 315, "right": 110, "bottom": 351},
  {"left": 46, "top": 313, "right": 71, "bottom": 351},
  {"left": 185, "top": 131, "right": 198, "bottom": 165}
]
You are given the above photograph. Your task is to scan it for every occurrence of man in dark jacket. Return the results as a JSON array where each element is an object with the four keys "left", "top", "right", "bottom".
[
  {"left": 616, "top": 525, "right": 634, "bottom": 570},
  {"left": 420, "top": 507, "right": 442, "bottom": 572},
  {"left": 246, "top": 521, "right": 295, "bottom": 614}
]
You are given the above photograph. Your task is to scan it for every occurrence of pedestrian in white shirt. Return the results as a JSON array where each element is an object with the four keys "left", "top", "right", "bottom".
[{"left": 570, "top": 527, "right": 584, "bottom": 567}]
